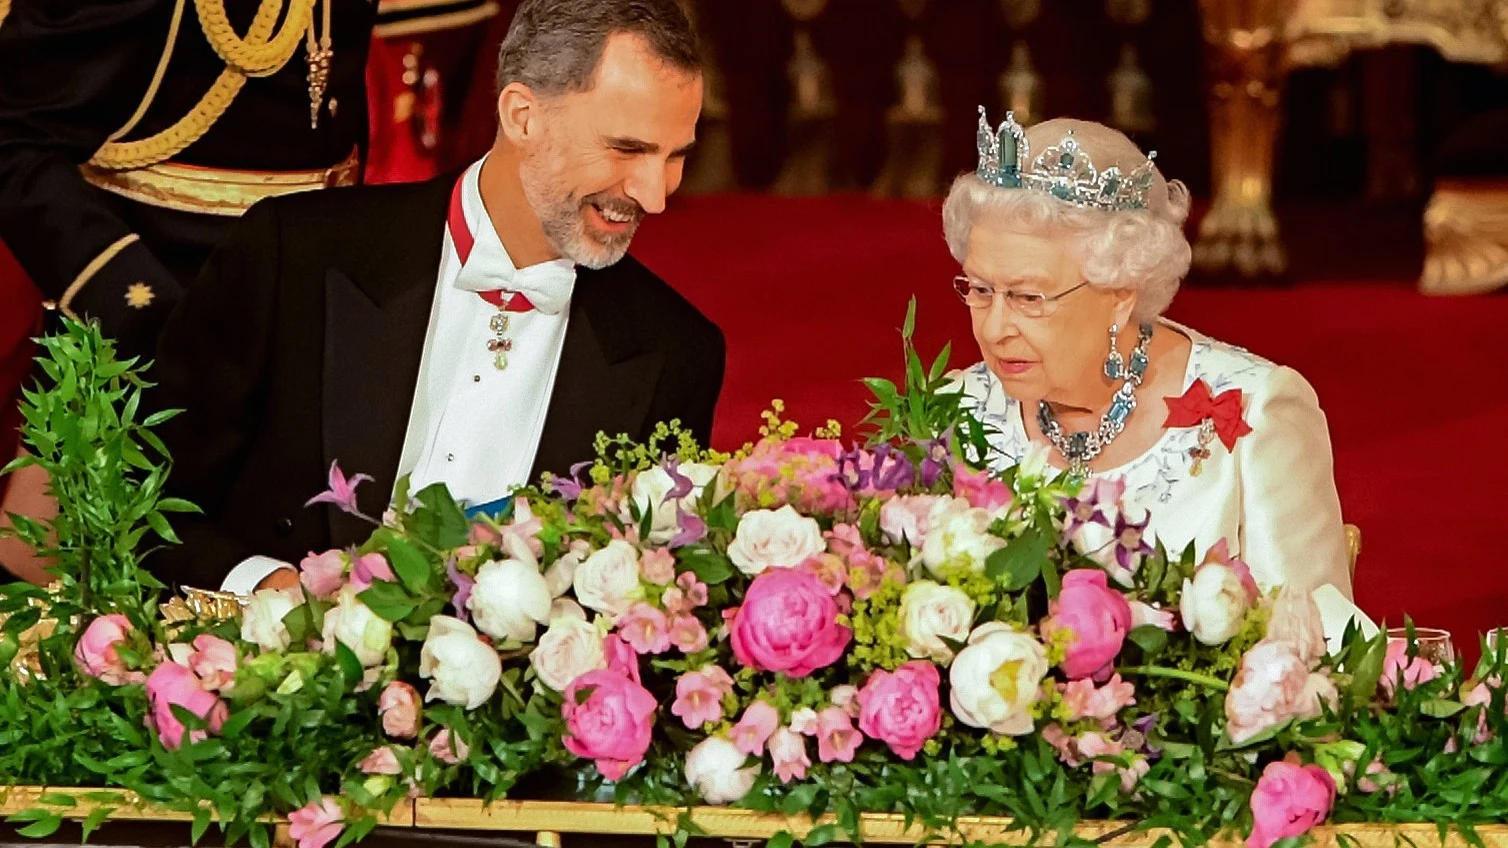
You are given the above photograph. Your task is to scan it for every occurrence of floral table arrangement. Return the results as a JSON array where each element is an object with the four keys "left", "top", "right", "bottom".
[{"left": 1, "top": 317, "right": 1505, "bottom": 848}]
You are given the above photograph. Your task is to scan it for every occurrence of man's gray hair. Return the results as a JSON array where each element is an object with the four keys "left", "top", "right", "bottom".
[{"left": 496, "top": 0, "right": 702, "bottom": 97}]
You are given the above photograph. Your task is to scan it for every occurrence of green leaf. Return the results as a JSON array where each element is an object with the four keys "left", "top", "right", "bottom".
[
  {"left": 12, "top": 812, "right": 62, "bottom": 838},
  {"left": 81, "top": 805, "right": 115, "bottom": 841},
  {"left": 768, "top": 832, "right": 795, "bottom": 848},
  {"left": 781, "top": 785, "right": 820, "bottom": 817},
  {"left": 358, "top": 581, "right": 418, "bottom": 622},
  {"left": 1128, "top": 624, "right": 1169, "bottom": 655},
  {"left": 335, "top": 641, "right": 363, "bottom": 687},
  {"left": 680, "top": 550, "right": 734, "bottom": 585},
  {"left": 1349, "top": 633, "right": 1388, "bottom": 705},
  {"left": 156, "top": 497, "right": 202, "bottom": 514},
  {"left": 985, "top": 525, "right": 1049, "bottom": 591},
  {"left": 385, "top": 537, "right": 433, "bottom": 594},
  {"left": 1420, "top": 698, "right": 1467, "bottom": 719},
  {"left": 413, "top": 482, "right": 470, "bottom": 549},
  {"left": 804, "top": 824, "right": 839, "bottom": 846},
  {"left": 146, "top": 510, "right": 181, "bottom": 544}
]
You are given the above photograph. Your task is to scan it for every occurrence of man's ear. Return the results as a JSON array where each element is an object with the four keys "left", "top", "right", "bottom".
[{"left": 497, "top": 82, "right": 540, "bottom": 145}]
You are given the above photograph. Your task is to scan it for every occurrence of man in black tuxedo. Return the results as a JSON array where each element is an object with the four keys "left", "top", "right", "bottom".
[{"left": 148, "top": 0, "right": 724, "bottom": 591}]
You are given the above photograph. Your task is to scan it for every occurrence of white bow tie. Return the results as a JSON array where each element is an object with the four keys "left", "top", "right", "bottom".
[{"left": 455, "top": 255, "right": 576, "bottom": 316}]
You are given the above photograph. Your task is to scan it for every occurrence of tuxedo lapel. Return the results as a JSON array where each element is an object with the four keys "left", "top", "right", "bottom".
[
  {"left": 531, "top": 269, "right": 665, "bottom": 479},
  {"left": 320, "top": 177, "right": 451, "bottom": 542}
]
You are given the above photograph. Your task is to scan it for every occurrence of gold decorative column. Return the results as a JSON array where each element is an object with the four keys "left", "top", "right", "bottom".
[
  {"left": 773, "top": 0, "right": 836, "bottom": 196},
  {"left": 677, "top": 0, "right": 735, "bottom": 194},
  {"left": 1193, "top": 0, "right": 1297, "bottom": 278},
  {"left": 871, "top": 0, "right": 944, "bottom": 198},
  {"left": 997, "top": 0, "right": 1044, "bottom": 126}
]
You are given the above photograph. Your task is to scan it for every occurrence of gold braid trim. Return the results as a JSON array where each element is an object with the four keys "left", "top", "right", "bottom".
[
  {"left": 194, "top": 0, "right": 314, "bottom": 76},
  {"left": 57, "top": 234, "right": 141, "bottom": 318},
  {"left": 88, "top": 0, "right": 294, "bottom": 170},
  {"left": 0, "top": 0, "right": 11, "bottom": 31}
]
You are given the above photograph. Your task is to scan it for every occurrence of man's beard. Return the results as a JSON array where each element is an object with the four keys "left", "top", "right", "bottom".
[{"left": 520, "top": 155, "right": 643, "bottom": 270}]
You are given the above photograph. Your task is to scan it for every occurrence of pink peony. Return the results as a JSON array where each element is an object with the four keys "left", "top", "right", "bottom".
[
  {"left": 562, "top": 670, "right": 657, "bottom": 780},
  {"left": 144, "top": 662, "right": 228, "bottom": 750},
  {"left": 815, "top": 706, "right": 862, "bottom": 763},
  {"left": 768, "top": 727, "right": 810, "bottom": 783},
  {"left": 378, "top": 681, "right": 421, "bottom": 739},
  {"left": 359, "top": 747, "right": 402, "bottom": 775},
  {"left": 299, "top": 550, "right": 347, "bottom": 599},
  {"left": 639, "top": 548, "right": 677, "bottom": 586},
  {"left": 429, "top": 728, "right": 470, "bottom": 764},
  {"left": 723, "top": 437, "right": 854, "bottom": 514},
  {"left": 1247, "top": 761, "right": 1336, "bottom": 848},
  {"left": 1060, "top": 674, "right": 1136, "bottom": 725},
  {"left": 671, "top": 668, "right": 730, "bottom": 729},
  {"left": 288, "top": 797, "right": 344, "bottom": 848},
  {"left": 618, "top": 603, "right": 672, "bottom": 655},
  {"left": 730, "top": 568, "right": 851, "bottom": 677},
  {"left": 1226, "top": 640, "right": 1337, "bottom": 744},
  {"left": 74, "top": 614, "right": 145, "bottom": 686},
  {"left": 856, "top": 661, "right": 942, "bottom": 760},
  {"left": 187, "top": 634, "right": 238, "bottom": 692},
  {"left": 1381, "top": 640, "right": 1442, "bottom": 698},
  {"left": 730, "top": 700, "right": 780, "bottom": 756},
  {"left": 1042, "top": 569, "right": 1132, "bottom": 680},
  {"left": 349, "top": 552, "right": 396, "bottom": 592},
  {"left": 952, "top": 465, "right": 1013, "bottom": 511},
  {"left": 669, "top": 614, "right": 709, "bottom": 654},
  {"left": 602, "top": 633, "right": 641, "bottom": 684}
]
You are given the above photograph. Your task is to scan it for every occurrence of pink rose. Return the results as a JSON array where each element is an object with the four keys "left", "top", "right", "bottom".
[
  {"left": 730, "top": 568, "right": 851, "bottom": 677},
  {"left": 856, "top": 661, "right": 942, "bottom": 760},
  {"left": 639, "top": 548, "right": 677, "bottom": 585},
  {"left": 952, "top": 466, "right": 1012, "bottom": 511},
  {"left": 144, "top": 662, "right": 228, "bottom": 750},
  {"left": 288, "top": 797, "right": 344, "bottom": 848},
  {"left": 1225, "top": 641, "right": 1337, "bottom": 744},
  {"left": 1060, "top": 674, "right": 1136, "bottom": 725},
  {"left": 74, "top": 614, "right": 145, "bottom": 686},
  {"left": 1247, "top": 761, "right": 1335, "bottom": 848},
  {"left": 1042, "top": 569, "right": 1132, "bottom": 680},
  {"left": 815, "top": 706, "right": 861, "bottom": 763},
  {"left": 429, "top": 728, "right": 470, "bottom": 764},
  {"left": 1381, "top": 640, "right": 1441, "bottom": 698},
  {"left": 768, "top": 727, "right": 810, "bottom": 783},
  {"left": 378, "top": 681, "right": 421, "bottom": 739},
  {"left": 669, "top": 614, "right": 709, "bottom": 654},
  {"left": 349, "top": 552, "right": 396, "bottom": 592},
  {"left": 730, "top": 700, "right": 780, "bottom": 756},
  {"left": 187, "top": 634, "right": 238, "bottom": 692},
  {"left": 671, "top": 668, "right": 731, "bottom": 729},
  {"left": 878, "top": 495, "right": 947, "bottom": 547},
  {"left": 618, "top": 603, "right": 672, "bottom": 655},
  {"left": 602, "top": 633, "right": 641, "bottom": 684},
  {"left": 299, "top": 550, "right": 347, "bottom": 599},
  {"left": 359, "top": 747, "right": 402, "bottom": 775},
  {"left": 562, "top": 670, "right": 657, "bottom": 780}
]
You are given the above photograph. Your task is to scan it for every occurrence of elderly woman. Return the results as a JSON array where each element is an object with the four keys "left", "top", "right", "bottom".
[{"left": 947, "top": 112, "right": 1362, "bottom": 635}]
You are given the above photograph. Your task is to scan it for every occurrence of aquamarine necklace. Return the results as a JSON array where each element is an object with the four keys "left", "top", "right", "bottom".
[{"left": 1036, "top": 322, "right": 1153, "bottom": 476}]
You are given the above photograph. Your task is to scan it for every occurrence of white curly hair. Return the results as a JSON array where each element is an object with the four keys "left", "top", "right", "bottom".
[{"left": 942, "top": 118, "right": 1192, "bottom": 320}]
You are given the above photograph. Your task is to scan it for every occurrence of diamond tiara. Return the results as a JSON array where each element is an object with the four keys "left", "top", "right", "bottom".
[{"left": 975, "top": 106, "right": 1158, "bottom": 212}]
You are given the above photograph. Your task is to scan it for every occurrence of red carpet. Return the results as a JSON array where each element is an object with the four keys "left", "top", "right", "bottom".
[{"left": 632, "top": 194, "right": 1508, "bottom": 658}]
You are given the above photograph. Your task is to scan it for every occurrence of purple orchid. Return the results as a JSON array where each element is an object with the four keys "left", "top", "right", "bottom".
[
  {"left": 1112, "top": 511, "right": 1154, "bottom": 575},
  {"left": 1061, "top": 476, "right": 1126, "bottom": 538},
  {"left": 305, "top": 461, "right": 374, "bottom": 517},
  {"left": 548, "top": 460, "right": 594, "bottom": 501},
  {"left": 1127, "top": 714, "right": 1163, "bottom": 760},
  {"left": 918, "top": 433, "right": 951, "bottom": 489},
  {"left": 669, "top": 505, "right": 708, "bottom": 549},
  {"left": 872, "top": 447, "right": 918, "bottom": 491},
  {"left": 663, "top": 457, "right": 696, "bottom": 501},
  {"left": 446, "top": 558, "right": 475, "bottom": 623},
  {"left": 830, "top": 448, "right": 872, "bottom": 493}
]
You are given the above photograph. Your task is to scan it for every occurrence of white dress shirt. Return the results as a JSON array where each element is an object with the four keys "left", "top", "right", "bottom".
[{"left": 221, "top": 157, "right": 574, "bottom": 594}]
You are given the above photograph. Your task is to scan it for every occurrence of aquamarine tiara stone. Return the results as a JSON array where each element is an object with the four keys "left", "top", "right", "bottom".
[{"left": 975, "top": 106, "right": 1158, "bottom": 211}]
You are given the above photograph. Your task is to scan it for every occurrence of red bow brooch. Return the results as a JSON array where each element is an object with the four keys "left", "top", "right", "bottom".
[{"left": 1163, "top": 379, "right": 1253, "bottom": 474}]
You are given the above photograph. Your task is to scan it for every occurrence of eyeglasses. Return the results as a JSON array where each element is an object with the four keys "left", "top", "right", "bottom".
[{"left": 952, "top": 276, "right": 1090, "bottom": 318}]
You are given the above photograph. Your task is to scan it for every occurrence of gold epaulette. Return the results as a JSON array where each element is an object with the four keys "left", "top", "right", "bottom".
[{"left": 374, "top": 0, "right": 498, "bottom": 38}]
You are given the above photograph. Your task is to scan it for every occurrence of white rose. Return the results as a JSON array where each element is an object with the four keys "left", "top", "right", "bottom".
[
  {"left": 625, "top": 463, "right": 719, "bottom": 544},
  {"left": 726, "top": 504, "right": 825, "bottom": 576},
  {"left": 468, "top": 536, "right": 552, "bottom": 643},
  {"left": 1180, "top": 563, "right": 1253, "bottom": 646},
  {"left": 1265, "top": 585, "right": 1327, "bottom": 666},
  {"left": 920, "top": 499, "right": 1007, "bottom": 577},
  {"left": 321, "top": 585, "right": 393, "bottom": 667},
  {"left": 684, "top": 736, "right": 760, "bottom": 805},
  {"left": 241, "top": 587, "right": 303, "bottom": 653},
  {"left": 550, "top": 598, "right": 587, "bottom": 622},
  {"left": 419, "top": 615, "right": 501, "bottom": 709},
  {"left": 949, "top": 622, "right": 1049, "bottom": 736},
  {"left": 573, "top": 540, "right": 642, "bottom": 616},
  {"left": 544, "top": 540, "right": 591, "bottom": 598},
  {"left": 529, "top": 616, "right": 607, "bottom": 692},
  {"left": 899, "top": 580, "right": 977, "bottom": 663},
  {"left": 879, "top": 494, "right": 950, "bottom": 547}
]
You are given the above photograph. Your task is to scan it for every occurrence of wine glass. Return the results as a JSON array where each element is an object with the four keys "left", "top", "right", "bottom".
[{"left": 1386, "top": 626, "right": 1456, "bottom": 667}]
